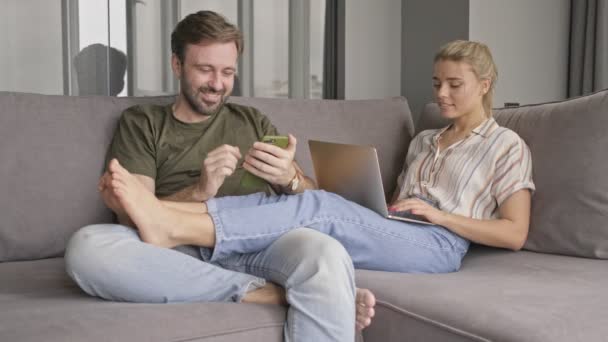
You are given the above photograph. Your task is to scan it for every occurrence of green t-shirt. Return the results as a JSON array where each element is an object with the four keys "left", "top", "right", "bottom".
[{"left": 106, "top": 103, "right": 279, "bottom": 198}]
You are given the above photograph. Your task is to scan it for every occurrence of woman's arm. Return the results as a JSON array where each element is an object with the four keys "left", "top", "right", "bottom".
[{"left": 390, "top": 189, "right": 531, "bottom": 251}]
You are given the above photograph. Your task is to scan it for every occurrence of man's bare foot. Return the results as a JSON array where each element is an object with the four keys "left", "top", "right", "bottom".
[
  {"left": 108, "top": 158, "right": 182, "bottom": 248},
  {"left": 161, "top": 200, "right": 208, "bottom": 214},
  {"left": 356, "top": 288, "right": 376, "bottom": 331},
  {"left": 242, "top": 282, "right": 288, "bottom": 306}
]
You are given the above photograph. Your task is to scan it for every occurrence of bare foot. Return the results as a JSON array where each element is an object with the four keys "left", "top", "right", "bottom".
[
  {"left": 108, "top": 159, "right": 181, "bottom": 248},
  {"left": 356, "top": 288, "right": 376, "bottom": 331},
  {"left": 243, "top": 283, "right": 375, "bottom": 329},
  {"left": 242, "top": 282, "right": 288, "bottom": 306},
  {"left": 162, "top": 200, "right": 208, "bottom": 214}
]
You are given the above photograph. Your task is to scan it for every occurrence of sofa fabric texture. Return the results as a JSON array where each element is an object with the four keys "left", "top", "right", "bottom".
[
  {"left": 418, "top": 89, "right": 608, "bottom": 259},
  {"left": 0, "top": 93, "right": 173, "bottom": 262},
  {"left": 0, "top": 258, "right": 286, "bottom": 342},
  {"left": 358, "top": 246, "right": 608, "bottom": 342}
]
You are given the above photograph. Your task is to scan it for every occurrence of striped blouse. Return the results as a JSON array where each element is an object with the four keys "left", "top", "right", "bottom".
[{"left": 395, "top": 117, "right": 535, "bottom": 220}]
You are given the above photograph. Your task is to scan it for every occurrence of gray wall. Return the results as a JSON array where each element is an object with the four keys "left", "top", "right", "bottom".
[
  {"left": 401, "top": 0, "right": 469, "bottom": 123},
  {"left": 401, "top": 0, "right": 570, "bottom": 123},
  {"left": 469, "top": 0, "right": 570, "bottom": 107},
  {"left": 345, "top": 0, "right": 402, "bottom": 100},
  {"left": 0, "top": 0, "right": 63, "bottom": 94}
]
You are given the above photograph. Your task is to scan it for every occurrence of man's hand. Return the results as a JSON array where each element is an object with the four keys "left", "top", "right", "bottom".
[
  {"left": 243, "top": 134, "right": 297, "bottom": 187},
  {"left": 198, "top": 144, "right": 242, "bottom": 200}
]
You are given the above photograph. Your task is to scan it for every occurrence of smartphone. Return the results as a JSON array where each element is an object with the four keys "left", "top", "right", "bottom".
[
  {"left": 240, "top": 135, "right": 289, "bottom": 189},
  {"left": 261, "top": 135, "right": 289, "bottom": 148}
]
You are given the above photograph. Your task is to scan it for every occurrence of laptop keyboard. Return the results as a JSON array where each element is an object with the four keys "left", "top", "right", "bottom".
[{"left": 388, "top": 210, "right": 431, "bottom": 223}]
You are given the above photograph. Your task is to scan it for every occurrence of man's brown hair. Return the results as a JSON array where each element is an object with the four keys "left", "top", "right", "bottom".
[{"left": 171, "top": 10, "right": 243, "bottom": 62}]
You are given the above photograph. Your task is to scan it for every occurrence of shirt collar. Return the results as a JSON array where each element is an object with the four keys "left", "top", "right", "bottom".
[
  {"left": 471, "top": 117, "right": 498, "bottom": 138},
  {"left": 434, "top": 117, "right": 498, "bottom": 141}
]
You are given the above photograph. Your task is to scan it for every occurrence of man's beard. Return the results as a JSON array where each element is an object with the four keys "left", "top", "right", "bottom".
[{"left": 181, "top": 78, "right": 230, "bottom": 116}]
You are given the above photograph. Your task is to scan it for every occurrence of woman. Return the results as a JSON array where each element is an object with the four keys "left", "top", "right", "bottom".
[{"left": 107, "top": 40, "right": 535, "bottom": 274}]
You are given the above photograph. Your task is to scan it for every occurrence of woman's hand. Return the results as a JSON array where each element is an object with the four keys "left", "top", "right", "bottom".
[{"left": 389, "top": 198, "right": 447, "bottom": 225}]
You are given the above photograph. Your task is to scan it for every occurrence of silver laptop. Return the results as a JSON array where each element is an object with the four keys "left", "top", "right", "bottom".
[{"left": 308, "top": 140, "right": 432, "bottom": 225}]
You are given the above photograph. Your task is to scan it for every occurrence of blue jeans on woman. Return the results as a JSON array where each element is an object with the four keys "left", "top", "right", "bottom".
[{"left": 207, "top": 190, "right": 470, "bottom": 273}]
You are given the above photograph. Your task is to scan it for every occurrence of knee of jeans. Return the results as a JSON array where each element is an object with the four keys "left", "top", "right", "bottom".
[
  {"left": 64, "top": 224, "right": 131, "bottom": 291},
  {"left": 291, "top": 229, "right": 354, "bottom": 284},
  {"left": 317, "top": 235, "right": 352, "bottom": 269}
]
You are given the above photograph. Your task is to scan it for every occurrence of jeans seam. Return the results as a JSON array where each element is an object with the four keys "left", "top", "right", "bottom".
[
  {"left": 207, "top": 210, "right": 225, "bottom": 261},
  {"left": 220, "top": 215, "right": 459, "bottom": 253},
  {"left": 336, "top": 216, "right": 462, "bottom": 252}
]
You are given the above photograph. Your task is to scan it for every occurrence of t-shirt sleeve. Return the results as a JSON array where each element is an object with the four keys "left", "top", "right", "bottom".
[
  {"left": 491, "top": 135, "right": 535, "bottom": 206},
  {"left": 105, "top": 107, "right": 157, "bottom": 179},
  {"left": 258, "top": 110, "right": 280, "bottom": 137}
]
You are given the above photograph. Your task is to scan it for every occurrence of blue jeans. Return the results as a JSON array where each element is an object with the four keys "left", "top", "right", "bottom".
[
  {"left": 65, "top": 225, "right": 356, "bottom": 342},
  {"left": 207, "top": 190, "right": 469, "bottom": 273}
]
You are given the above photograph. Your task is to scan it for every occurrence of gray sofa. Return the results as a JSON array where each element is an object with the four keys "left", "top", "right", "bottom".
[{"left": 1, "top": 91, "right": 607, "bottom": 341}]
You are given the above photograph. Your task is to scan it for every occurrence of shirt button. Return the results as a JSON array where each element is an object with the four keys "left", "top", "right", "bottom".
[{"left": 421, "top": 181, "right": 428, "bottom": 187}]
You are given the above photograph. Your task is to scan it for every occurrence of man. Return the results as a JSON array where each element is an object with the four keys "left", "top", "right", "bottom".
[{"left": 65, "top": 11, "right": 375, "bottom": 341}]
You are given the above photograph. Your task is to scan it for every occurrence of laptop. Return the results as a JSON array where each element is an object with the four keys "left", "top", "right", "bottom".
[{"left": 308, "top": 140, "right": 433, "bottom": 225}]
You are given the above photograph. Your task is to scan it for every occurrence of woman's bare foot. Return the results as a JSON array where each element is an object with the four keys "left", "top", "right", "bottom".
[
  {"left": 108, "top": 158, "right": 184, "bottom": 248},
  {"left": 356, "top": 288, "right": 376, "bottom": 331}
]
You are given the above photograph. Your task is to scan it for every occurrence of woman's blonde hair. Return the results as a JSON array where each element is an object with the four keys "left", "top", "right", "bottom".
[{"left": 434, "top": 40, "right": 498, "bottom": 116}]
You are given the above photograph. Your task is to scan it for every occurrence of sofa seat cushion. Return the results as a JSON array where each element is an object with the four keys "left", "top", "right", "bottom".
[
  {"left": 0, "top": 258, "right": 286, "bottom": 342},
  {"left": 356, "top": 246, "right": 608, "bottom": 342}
]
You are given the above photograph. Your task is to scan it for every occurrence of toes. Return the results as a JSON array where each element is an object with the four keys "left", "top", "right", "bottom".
[
  {"left": 110, "top": 178, "right": 127, "bottom": 192},
  {"left": 110, "top": 166, "right": 131, "bottom": 184},
  {"left": 357, "top": 288, "right": 376, "bottom": 308},
  {"left": 108, "top": 158, "right": 120, "bottom": 172},
  {"left": 356, "top": 316, "right": 371, "bottom": 330},
  {"left": 357, "top": 304, "right": 375, "bottom": 320},
  {"left": 109, "top": 158, "right": 130, "bottom": 177},
  {"left": 113, "top": 186, "right": 125, "bottom": 198},
  {"left": 355, "top": 289, "right": 376, "bottom": 331}
]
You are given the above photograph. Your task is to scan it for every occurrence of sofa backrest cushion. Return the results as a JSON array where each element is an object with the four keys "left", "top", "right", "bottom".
[
  {"left": 417, "top": 89, "right": 608, "bottom": 259},
  {"left": 0, "top": 93, "right": 175, "bottom": 262},
  {"left": 0, "top": 93, "right": 413, "bottom": 261}
]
